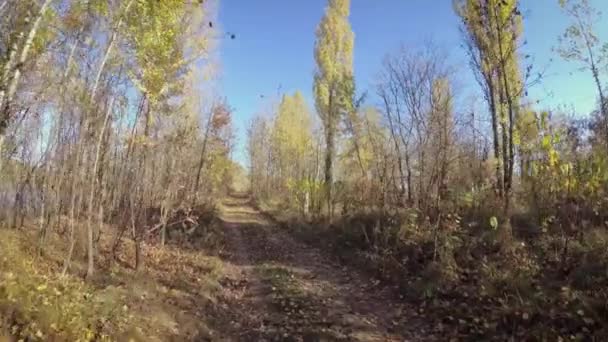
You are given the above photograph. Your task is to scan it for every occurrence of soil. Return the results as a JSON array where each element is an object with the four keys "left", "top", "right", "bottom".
[{"left": 210, "top": 195, "right": 427, "bottom": 341}]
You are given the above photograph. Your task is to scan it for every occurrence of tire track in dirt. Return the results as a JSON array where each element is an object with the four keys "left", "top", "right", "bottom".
[
  {"left": 215, "top": 195, "right": 425, "bottom": 341},
  {"left": 213, "top": 211, "right": 274, "bottom": 340}
]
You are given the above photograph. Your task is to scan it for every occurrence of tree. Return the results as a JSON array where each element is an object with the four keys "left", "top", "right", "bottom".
[
  {"left": 455, "top": 0, "right": 525, "bottom": 237},
  {"left": 272, "top": 91, "right": 312, "bottom": 197},
  {"left": 0, "top": 0, "right": 54, "bottom": 173},
  {"left": 377, "top": 45, "right": 455, "bottom": 213},
  {"left": 313, "top": 0, "right": 355, "bottom": 220},
  {"left": 557, "top": 0, "right": 608, "bottom": 147},
  {"left": 194, "top": 100, "right": 232, "bottom": 197},
  {"left": 247, "top": 91, "right": 314, "bottom": 214},
  {"left": 428, "top": 77, "right": 455, "bottom": 210},
  {"left": 341, "top": 106, "right": 389, "bottom": 210},
  {"left": 247, "top": 115, "right": 271, "bottom": 198}
]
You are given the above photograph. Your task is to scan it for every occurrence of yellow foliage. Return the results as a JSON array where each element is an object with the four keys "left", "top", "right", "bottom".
[
  {"left": 314, "top": 0, "right": 354, "bottom": 123},
  {"left": 0, "top": 231, "right": 130, "bottom": 341},
  {"left": 272, "top": 91, "right": 313, "bottom": 189}
]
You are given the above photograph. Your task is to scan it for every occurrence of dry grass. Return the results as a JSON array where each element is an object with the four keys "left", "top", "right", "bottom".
[
  {"left": 263, "top": 205, "right": 608, "bottom": 339},
  {"left": 0, "top": 221, "right": 228, "bottom": 341}
]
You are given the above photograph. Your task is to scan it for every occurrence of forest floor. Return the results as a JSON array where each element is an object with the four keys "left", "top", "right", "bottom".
[
  {"left": 0, "top": 195, "right": 444, "bottom": 341},
  {"left": 211, "top": 194, "right": 427, "bottom": 341},
  {"left": 5, "top": 194, "right": 604, "bottom": 340}
]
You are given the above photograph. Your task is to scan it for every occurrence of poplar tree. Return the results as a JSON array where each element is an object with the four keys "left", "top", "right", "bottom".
[
  {"left": 274, "top": 92, "right": 312, "bottom": 178},
  {"left": 455, "top": 0, "right": 524, "bottom": 236},
  {"left": 313, "top": 0, "right": 354, "bottom": 220}
]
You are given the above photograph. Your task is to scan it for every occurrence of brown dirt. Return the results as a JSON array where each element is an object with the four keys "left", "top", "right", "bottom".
[{"left": 212, "top": 195, "right": 427, "bottom": 341}]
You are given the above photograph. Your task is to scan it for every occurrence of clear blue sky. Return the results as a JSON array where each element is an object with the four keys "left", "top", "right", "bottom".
[{"left": 217, "top": 0, "right": 608, "bottom": 165}]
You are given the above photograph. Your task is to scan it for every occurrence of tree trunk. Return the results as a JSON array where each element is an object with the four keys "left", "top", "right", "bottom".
[
  {"left": 0, "top": 134, "right": 4, "bottom": 174},
  {"left": 404, "top": 150, "right": 413, "bottom": 205},
  {"left": 494, "top": 17, "right": 517, "bottom": 238},
  {"left": 51, "top": 31, "right": 82, "bottom": 235},
  {"left": 193, "top": 111, "right": 213, "bottom": 199},
  {"left": 85, "top": 97, "right": 114, "bottom": 278},
  {"left": 62, "top": 141, "right": 85, "bottom": 276},
  {"left": 325, "top": 123, "right": 334, "bottom": 221},
  {"left": 90, "top": 0, "right": 135, "bottom": 100},
  {"left": 591, "top": 66, "right": 608, "bottom": 148},
  {"left": 323, "top": 87, "right": 336, "bottom": 221},
  {"left": 576, "top": 18, "right": 608, "bottom": 149},
  {"left": 130, "top": 197, "right": 142, "bottom": 271},
  {"left": 487, "top": 78, "right": 503, "bottom": 197},
  {"left": 383, "top": 96, "right": 407, "bottom": 205}
]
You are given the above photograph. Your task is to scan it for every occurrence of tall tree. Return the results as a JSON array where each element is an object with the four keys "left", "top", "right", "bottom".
[
  {"left": 0, "top": 0, "right": 54, "bottom": 172},
  {"left": 557, "top": 0, "right": 608, "bottom": 147},
  {"left": 247, "top": 115, "right": 271, "bottom": 198},
  {"left": 313, "top": 0, "right": 354, "bottom": 220},
  {"left": 455, "top": 0, "right": 524, "bottom": 236},
  {"left": 273, "top": 91, "right": 312, "bottom": 186},
  {"left": 377, "top": 45, "right": 454, "bottom": 212}
]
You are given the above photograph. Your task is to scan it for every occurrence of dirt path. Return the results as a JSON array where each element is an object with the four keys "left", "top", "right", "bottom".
[{"left": 213, "top": 195, "right": 424, "bottom": 341}]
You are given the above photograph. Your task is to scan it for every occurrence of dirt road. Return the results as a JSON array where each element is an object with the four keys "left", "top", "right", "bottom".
[{"left": 211, "top": 195, "right": 424, "bottom": 341}]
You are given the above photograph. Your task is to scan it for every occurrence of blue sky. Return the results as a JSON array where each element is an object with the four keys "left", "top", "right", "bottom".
[{"left": 217, "top": 0, "right": 608, "bottom": 165}]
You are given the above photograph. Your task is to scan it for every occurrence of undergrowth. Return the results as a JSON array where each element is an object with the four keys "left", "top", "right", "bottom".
[
  {"left": 261, "top": 200, "right": 608, "bottom": 340},
  {"left": 0, "top": 230, "right": 132, "bottom": 341},
  {"left": 0, "top": 217, "right": 227, "bottom": 341}
]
